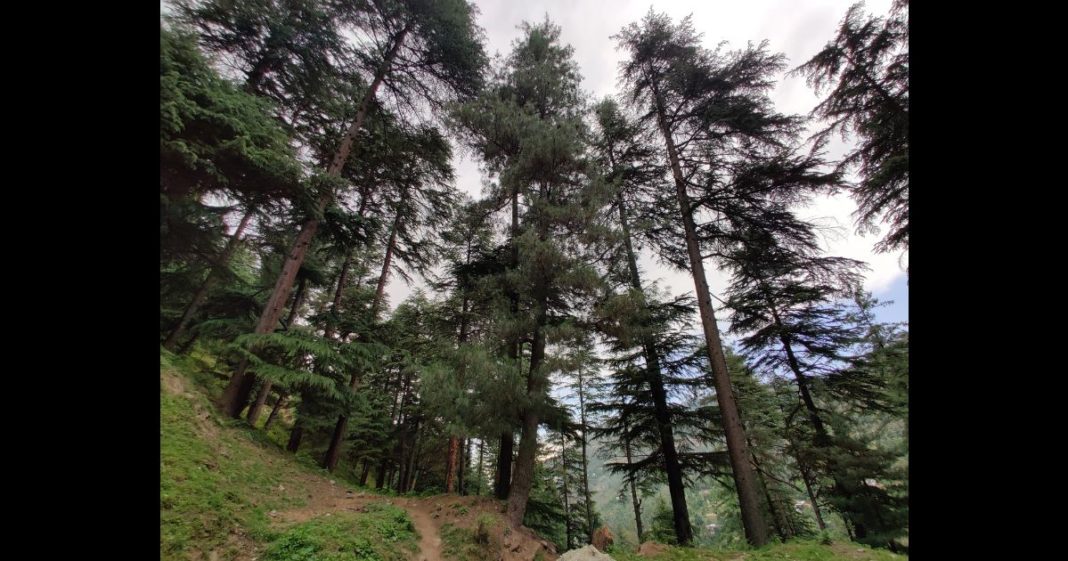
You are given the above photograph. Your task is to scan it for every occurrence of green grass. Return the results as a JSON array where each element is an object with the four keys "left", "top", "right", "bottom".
[
  {"left": 161, "top": 349, "right": 402, "bottom": 561},
  {"left": 263, "top": 505, "right": 419, "bottom": 561},
  {"left": 440, "top": 512, "right": 507, "bottom": 561},
  {"left": 161, "top": 362, "right": 312, "bottom": 559},
  {"left": 610, "top": 540, "right": 906, "bottom": 561},
  {"left": 611, "top": 545, "right": 735, "bottom": 561}
]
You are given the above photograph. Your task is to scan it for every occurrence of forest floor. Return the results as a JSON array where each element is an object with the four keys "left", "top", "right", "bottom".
[
  {"left": 161, "top": 348, "right": 905, "bottom": 561},
  {"left": 161, "top": 349, "right": 556, "bottom": 561}
]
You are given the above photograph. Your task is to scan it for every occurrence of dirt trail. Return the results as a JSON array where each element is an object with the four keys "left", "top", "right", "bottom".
[
  {"left": 274, "top": 484, "right": 446, "bottom": 561},
  {"left": 400, "top": 499, "right": 445, "bottom": 561}
]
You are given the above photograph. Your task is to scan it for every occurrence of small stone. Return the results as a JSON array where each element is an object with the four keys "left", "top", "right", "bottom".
[
  {"left": 268, "top": 510, "right": 278, "bottom": 517},
  {"left": 278, "top": 484, "right": 285, "bottom": 491},
  {"left": 330, "top": 480, "right": 336, "bottom": 485}
]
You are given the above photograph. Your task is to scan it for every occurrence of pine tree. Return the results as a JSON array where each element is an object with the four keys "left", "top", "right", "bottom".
[
  {"left": 451, "top": 19, "right": 602, "bottom": 526},
  {"left": 793, "top": 1, "right": 909, "bottom": 254},
  {"left": 588, "top": 97, "right": 697, "bottom": 546},
  {"left": 615, "top": 12, "right": 808, "bottom": 545},
  {"left": 218, "top": 0, "right": 487, "bottom": 418}
]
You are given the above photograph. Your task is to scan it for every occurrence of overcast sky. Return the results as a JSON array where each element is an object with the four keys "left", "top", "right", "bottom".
[{"left": 386, "top": 0, "right": 908, "bottom": 325}]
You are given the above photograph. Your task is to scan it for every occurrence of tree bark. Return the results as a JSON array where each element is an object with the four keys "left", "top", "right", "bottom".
[
  {"left": 404, "top": 422, "right": 421, "bottom": 493},
  {"left": 647, "top": 67, "right": 770, "bottom": 546},
  {"left": 287, "top": 425, "right": 304, "bottom": 453},
  {"left": 577, "top": 370, "right": 594, "bottom": 543},
  {"left": 506, "top": 302, "right": 547, "bottom": 527},
  {"left": 220, "top": 22, "right": 413, "bottom": 417},
  {"left": 496, "top": 182, "right": 522, "bottom": 502},
  {"left": 164, "top": 208, "right": 255, "bottom": 351},
  {"left": 622, "top": 414, "right": 644, "bottom": 543},
  {"left": 376, "top": 458, "right": 389, "bottom": 489},
  {"left": 559, "top": 428, "right": 573, "bottom": 551},
  {"left": 459, "top": 438, "right": 469, "bottom": 495},
  {"left": 323, "top": 250, "right": 354, "bottom": 340},
  {"left": 359, "top": 461, "right": 372, "bottom": 486},
  {"left": 768, "top": 304, "right": 830, "bottom": 445},
  {"left": 263, "top": 393, "right": 288, "bottom": 431},
  {"left": 445, "top": 285, "right": 472, "bottom": 495},
  {"left": 477, "top": 438, "right": 485, "bottom": 496},
  {"left": 799, "top": 464, "right": 826, "bottom": 531},
  {"left": 617, "top": 193, "right": 692, "bottom": 545},
  {"left": 495, "top": 432, "right": 513, "bottom": 500},
  {"left": 247, "top": 276, "right": 308, "bottom": 424},
  {"left": 371, "top": 211, "right": 403, "bottom": 319},
  {"left": 445, "top": 436, "right": 461, "bottom": 493}
]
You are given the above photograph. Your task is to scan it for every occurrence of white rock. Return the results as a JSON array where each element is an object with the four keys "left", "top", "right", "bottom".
[{"left": 558, "top": 545, "right": 615, "bottom": 561}]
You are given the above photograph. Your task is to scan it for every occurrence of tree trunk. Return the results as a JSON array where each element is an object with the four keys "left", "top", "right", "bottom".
[
  {"left": 323, "top": 250, "right": 354, "bottom": 340},
  {"left": 445, "top": 287, "right": 472, "bottom": 495},
  {"left": 769, "top": 305, "right": 830, "bottom": 444},
  {"left": 284, "top": 275, "right": 309, "bottom": 328},
  {"left": 617, "top": 194, "right": 693, "bottom": 545},
  {"left": 647, "top": 69, "right": 770, "bottom": 546},
  {"left": 404, "top": 423, "right": 421, "bottom": 493},
  {"left": 506, "top": 301, "right": 548, "bottom": 527},
  {"left": 287, "top": 425, "right": 304, "bottom": 453},
  {"left": 459, "top": 438, "right": 469, "bottom": 495},
  {"left": 247, "top": 276, "right": 309, "bottom": 424},
  {"left": 799, "top": 464, "right": 827, "bottom": 531},
  {"left": 376, "top": 459, "right": 389, "bottom": 489},
  {"left": 445, "top": 436, "right": 460, "bottom": 493},
  {"left": 477, "top": 438, "right": 485, "bottom": 496},
  {"left": 263, "top": 393, "right": 288, "bottom": 431},
  {"left": 623, "top": 414, "right": 644, "bottom": 543},
  {"left": 495, "top": 432, "right": 513, "bottom": 499},
  {"left": 359, "top": 461, "right": 372, "bottom": 486},
  {"left": 494, "top": 181, "right": 522, "bottom": 502},
  {"left": 577, "top": 370, "right": 594, "bottom": 543},
  {"left": 164, "top": 209, "right": 255, "bottom": 351},
  {"left": 220, "top": 22, "right": 412, "bottom": 417},
  {"left": 559, "top": 428, "right": 573, "bottom": 551},
  {"left": 371, "top": 211, "right": 403, "bottom": 319}
]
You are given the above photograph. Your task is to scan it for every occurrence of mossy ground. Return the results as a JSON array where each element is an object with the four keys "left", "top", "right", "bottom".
[{"left": 161, "top": 349, "right": 414, "bottom": 561}]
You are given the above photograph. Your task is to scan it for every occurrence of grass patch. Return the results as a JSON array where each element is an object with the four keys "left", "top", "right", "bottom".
[
  {"left": 612, "top": 545, "right": 735, "bottom": 561},
  {"left": 745, "top": 541, "right": 905, "bottom": 561},
  {"left": 263, "top": 505, "right": 418, "bottom": 561},
  {"left": 160, "top": 352, "right": 315, "bottom": 559},
  {"left": 611, "top": 540, "right": 906, "bottom": 561},
  {"left": 441, "top": 512, "right": 506, "bottom": 561}
]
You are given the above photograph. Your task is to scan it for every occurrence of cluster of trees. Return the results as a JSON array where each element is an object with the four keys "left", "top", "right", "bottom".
[{"left": 161, "top": 0, "right": 907, "bottom": 553}]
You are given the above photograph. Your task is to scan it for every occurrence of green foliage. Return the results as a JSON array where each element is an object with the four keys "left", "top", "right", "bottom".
[
  {"left": 523, "top": 458, "right": 569, "bottom": 551},
  {"left": 793, "top": 2, "right": 909, "bottom": 254},
  {"left": 263, "top": 507, "right": 418, "bottom": 561},
  {"left": 159, "top": 25, "right": 301, "bottom": 199},
  {"left": 649, "top": 498, "right": 678, "bottom": 545}
]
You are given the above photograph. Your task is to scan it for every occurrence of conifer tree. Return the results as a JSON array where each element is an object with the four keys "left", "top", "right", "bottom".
[{"left": 793, "top": 1, "right": 909, "bottom": 254}]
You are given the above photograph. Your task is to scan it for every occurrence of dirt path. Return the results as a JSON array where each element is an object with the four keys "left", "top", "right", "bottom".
[
  {"left": 400, "top": 499, "right": 444, "bottom": 561},
  {"left": 274, "top": 487, "right": 445, "bottom": 561}
]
